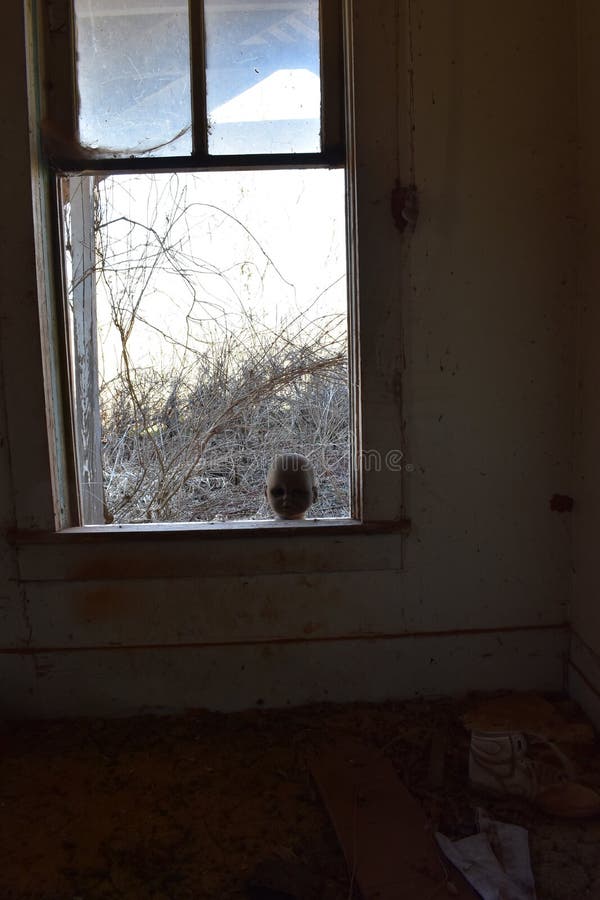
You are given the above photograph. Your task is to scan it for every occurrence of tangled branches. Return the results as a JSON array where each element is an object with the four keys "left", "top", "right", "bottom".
[{"left": 71, "top": 170, "right": 350, "bottom": 522}]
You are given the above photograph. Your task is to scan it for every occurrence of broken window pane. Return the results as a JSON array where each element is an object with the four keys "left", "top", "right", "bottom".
[
  {"left": 205, "top": 0, "right": 321, "bottom": 155},
  {"left": 73, "top": 0, "right": 192, "bottom": 156},
  {"left": 61, "top": 170, "right": 349, "bottom": 524}
]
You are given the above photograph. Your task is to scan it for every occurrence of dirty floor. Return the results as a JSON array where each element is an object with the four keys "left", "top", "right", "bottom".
[{"left": 1, "top": 696, "right": 600, "bottom": 899}]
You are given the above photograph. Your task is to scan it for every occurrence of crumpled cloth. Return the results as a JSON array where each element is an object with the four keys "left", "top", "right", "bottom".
[{"left": 435, "top": 809, "right": 536, "bottom": 900}]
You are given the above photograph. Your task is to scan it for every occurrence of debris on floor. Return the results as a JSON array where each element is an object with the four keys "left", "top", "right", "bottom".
[
  {"left": 436, "top": 809, "right": 536, "bottom": 900},
  {"left": 462, "top": 693, "right": 595, "bottom": 745},
  {"left": 1, "top": 693, "right": 599, "bottom": 899},
  {"left": 310, "top": 738, "right": 477, "bottom": 898}
]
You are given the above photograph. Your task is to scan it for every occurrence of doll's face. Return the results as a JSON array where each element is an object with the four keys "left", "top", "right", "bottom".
[{"left": 266, "top": 455, "right": 317, "bottom": 520}]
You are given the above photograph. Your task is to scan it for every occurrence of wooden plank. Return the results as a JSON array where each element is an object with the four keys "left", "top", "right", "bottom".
[
  {"left": 349, "top": 0, "right": 407, "bottom": 522},
  {"left": 0, "top": 630, "right": 568, "bottom": 718},
  {"left": 15, "top": 517, "right": 410, "bottom": 540},
  {"left": 14, "top": 530, "right": 406, "bottom": 581},
  {"left": 70, "top": 175, "right": 104, "bottom": 524},
  {"left": 0, "top": 0, "right": 57, "bottom": 531},
  {"left": 462, "top": 691, "right": 596, "bottom": 744},
  {"left": 17, "top": 573, "right": 566, "bottom": 651},
  {"left": 310, "top": 739, "right": 478, "bottom": 899}
]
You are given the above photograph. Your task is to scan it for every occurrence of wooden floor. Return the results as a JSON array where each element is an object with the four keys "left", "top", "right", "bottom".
[{"left": 1, "top": 696, "right": 599, "bottom": 899}]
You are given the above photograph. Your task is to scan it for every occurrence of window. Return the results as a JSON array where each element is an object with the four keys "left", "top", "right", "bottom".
[
  {"left": 40, "top": 0, "right": 352, "bottom": 526},
  {"left": 63, "top": 169, "right": 349, "bottom": 524},
  {"left": 32, "top": 0, "right": 406, "bottom": 535}
]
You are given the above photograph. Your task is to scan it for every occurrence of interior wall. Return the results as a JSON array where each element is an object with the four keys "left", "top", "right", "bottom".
[
  {"left": 402, "top": 0, "right": 577, "bottom": 640},
  {"left": 570, "top": 0, "right": 600, "bottom": 725},
  {"left": 0, "top": 0, "right": 578, "bottom": 716}
]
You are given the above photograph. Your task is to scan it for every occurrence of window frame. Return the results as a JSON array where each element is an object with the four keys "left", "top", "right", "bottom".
[
  {"left": 44, "top": 0, "right": 345, "bottom": 172},
  {"left": 17, "top": 0, "right": 409, "bottom": 543}
]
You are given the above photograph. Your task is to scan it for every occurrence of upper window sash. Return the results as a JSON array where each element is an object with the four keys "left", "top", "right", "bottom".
[{"left": 41, "top": 0, "right": 345, "bottom": 173}]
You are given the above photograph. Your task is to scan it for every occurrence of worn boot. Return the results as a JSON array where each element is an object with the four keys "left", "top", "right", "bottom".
[{"left": 469, "top": 730, "right": 600, "bottom": 818}]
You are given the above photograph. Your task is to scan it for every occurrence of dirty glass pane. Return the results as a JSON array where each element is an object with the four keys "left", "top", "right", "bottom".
[
  {"left": 205, "top": 0, "right": 321, "bottom": 155},
  {"left": 73, "top": 0, "right": 192, "bottom": 156}
]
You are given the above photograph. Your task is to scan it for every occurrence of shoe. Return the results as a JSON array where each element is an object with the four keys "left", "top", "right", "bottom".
[{"left": 469, "top": 729, "right": 600, "bottom": 818}]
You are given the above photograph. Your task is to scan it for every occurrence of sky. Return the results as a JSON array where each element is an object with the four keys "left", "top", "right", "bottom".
[{"left": 91, "top": 168, "right": 347, "bottom": 386}]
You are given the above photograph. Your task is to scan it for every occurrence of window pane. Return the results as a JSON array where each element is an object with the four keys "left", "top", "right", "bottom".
[
  {"left": 61, "top": 170, "right": 349, "bottom": 524},
  {"left": 205, "top": 0, "right": 321, "bottom": 155},
  {"left": 73, "top": 0, "right": 192, "bottom": 156}
]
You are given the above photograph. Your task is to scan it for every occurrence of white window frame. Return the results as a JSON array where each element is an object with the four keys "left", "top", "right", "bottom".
[{"left": 4, "top": 0, "right": 408, "bottom": 578}]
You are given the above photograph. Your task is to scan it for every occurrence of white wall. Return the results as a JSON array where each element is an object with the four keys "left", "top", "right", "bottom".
[
  {"left": 571, "top": 0, "right": 600, "bottom": 725},
  {"left": 403, "top": 0, "right": 577, "bottom": 638},
  {"left": 0, "top": 0, "right": 578, "bottom": 716}
]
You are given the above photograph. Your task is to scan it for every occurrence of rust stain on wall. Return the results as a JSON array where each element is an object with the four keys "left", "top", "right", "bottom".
[
  {"left": 550, "top": 494, "right": 574, "bottom": 512},
  {"left": 259, "top": 600, "right": 279, "bottom": 624},
  {"left": 71, "top": 558, "right": 156, "bottom": 581},
  {"left": 390, "top": 180, "right": 419, "bottom": 232},
  {"left": 77, "top": 587, "right": 130, "bottom": 623}
]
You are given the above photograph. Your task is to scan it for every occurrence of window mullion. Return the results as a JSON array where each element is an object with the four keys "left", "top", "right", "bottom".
[
  {"left": 320, "top": 0, "right": 345, "bottom": 158},
  {"left": 189, "top": 0, "right": 208, "bottom": 158},
  {"left": 53, "top": 151, "right": 344, "bottom": 177}
]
